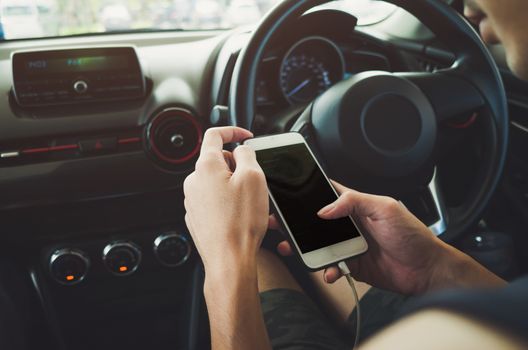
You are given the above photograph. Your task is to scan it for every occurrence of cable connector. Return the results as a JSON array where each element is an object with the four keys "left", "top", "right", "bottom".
[
  {"left": 338, "top": 261, "right": 360, "bottom": 350},
  {"left": 338, "top": 261, "right": 351, "bottom": 275}
]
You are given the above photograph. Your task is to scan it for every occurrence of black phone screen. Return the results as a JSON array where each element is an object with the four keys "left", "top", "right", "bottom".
[{"left": 255, "top": 142, "right": 360, "bottom": 253}]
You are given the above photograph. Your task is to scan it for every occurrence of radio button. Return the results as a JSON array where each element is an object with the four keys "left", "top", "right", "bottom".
[{"left": 73, "top": 80, "right": 89, "bottom": 94}]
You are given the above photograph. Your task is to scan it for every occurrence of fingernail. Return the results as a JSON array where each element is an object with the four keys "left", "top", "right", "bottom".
[{"left": 318, "top": 203, "right": 335, "bottom": 215}]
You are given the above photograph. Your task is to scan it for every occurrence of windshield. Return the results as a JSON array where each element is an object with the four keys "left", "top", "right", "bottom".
[{"left": 0, "top": 0, "right": 396, "bottom": 40}]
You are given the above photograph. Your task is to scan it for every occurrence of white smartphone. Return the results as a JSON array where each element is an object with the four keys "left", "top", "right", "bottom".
[{"left": 244, "top": 132, "right": 368, "bottom": 270}]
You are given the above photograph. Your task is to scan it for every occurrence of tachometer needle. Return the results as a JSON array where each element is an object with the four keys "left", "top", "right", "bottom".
[{"left": 287, "top": 79, "right": 311, "bottom": 97}]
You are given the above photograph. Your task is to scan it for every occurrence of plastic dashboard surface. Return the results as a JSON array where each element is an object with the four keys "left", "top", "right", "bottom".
[
  {"left": 0, "top": 8, "right": 399, "bottom": 216},
  {"left": 0, "top": 33, "right": 225, "bottom": 212}
]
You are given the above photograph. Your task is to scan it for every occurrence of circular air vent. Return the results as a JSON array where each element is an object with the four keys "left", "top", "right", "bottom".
[{"left": 145, "top": 107, "right": 202, "bottom": 170}]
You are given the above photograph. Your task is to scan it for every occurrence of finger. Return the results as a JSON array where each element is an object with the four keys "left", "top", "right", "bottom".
[
  {"left": 182, "top": 173, "right": 195, "bottom": 196},
  {"left": 318, "top": 189, "right": 391, "bottom": 220},
  {"left": 222, "top": 150, "right": 235, "bottom": 171},
  {"left": 268, "top": 214, "right": 281, "bottom": 231},
  {"left": 323, "top": 266, "right": 342, "bottom": 284},
  {"left": 277, "top": 240, "right": 293, "bottom": 256},
  {"left": 184, "top": 213, "right": 194, "bottom": 235},
  {"left": 196, "top": 127, "right": 253, "bottom": 171},
  {"left": 330, "top": 180, "right": 349, "bottom": 194},
  {"left": 232, "top": 144, "right": 260, "bottom": 172},
  {"left": 201, "top": 127, "right": 253, "bottom": 153}
]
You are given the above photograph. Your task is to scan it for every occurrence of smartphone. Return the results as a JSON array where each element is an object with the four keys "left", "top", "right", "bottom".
[{"left": 244, "top": 132, "right": 368, "bottom": 270}]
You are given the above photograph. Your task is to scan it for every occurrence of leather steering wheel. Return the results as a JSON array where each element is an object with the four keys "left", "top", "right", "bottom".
[{"left": 228, "top": 0, "right": 508, "bottom": 241}]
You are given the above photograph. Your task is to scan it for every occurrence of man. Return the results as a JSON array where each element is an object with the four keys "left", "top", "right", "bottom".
[{"left": 183, "top": 0, "right": 528, "bottom": 348}]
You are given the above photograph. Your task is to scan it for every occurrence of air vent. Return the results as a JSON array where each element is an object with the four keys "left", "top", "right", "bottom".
[{"left": 145, "top": 107, "right": 203, "bottom": 171}]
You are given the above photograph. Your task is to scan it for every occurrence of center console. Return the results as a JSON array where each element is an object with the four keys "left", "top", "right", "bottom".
[
  {"left": 33, "top": 226, "right": 204, "bottom": 350},
  {"left": 0, "top": 42, "right": 216, "bottom": 350}
]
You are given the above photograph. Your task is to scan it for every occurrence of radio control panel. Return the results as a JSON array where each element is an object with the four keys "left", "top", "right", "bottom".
[{"left": 12, "top": 47, "right": 146, "bottom": 107}]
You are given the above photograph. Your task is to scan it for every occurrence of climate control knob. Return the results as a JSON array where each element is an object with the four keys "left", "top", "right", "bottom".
[
  {"left": 49, "top": 248, "right": 90, "bottom": 286},
  {"left": 103, "top": 241, "right": 142, "bottom": 276},
  {"left": 153, "top": 233, "right": 191, "bottom": 267}
]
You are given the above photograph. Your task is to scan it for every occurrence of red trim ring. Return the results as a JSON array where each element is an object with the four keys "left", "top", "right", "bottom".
[{"left": 147, "top": 108, "right": 202, "bottom": 165}]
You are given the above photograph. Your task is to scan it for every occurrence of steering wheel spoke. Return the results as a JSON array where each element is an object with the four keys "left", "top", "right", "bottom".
[
  {"left": 399, "top": 168, "right": 447, "bottom": 236},
  {"left": 427, "top": 169, "right": 448, "bottom": 236},
  {"left": 256, "top": 103, "right": 309, "bottom": 134},
  {"left": 395, "top": 70, "right": 486, "bottom": 124},
  {"left": 400, "top": 169, "right": 448, "bottom": 236}
]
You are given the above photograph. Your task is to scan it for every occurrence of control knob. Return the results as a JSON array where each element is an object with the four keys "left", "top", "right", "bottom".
[
  {"left": 73, "top": 80, "right": 88, "bottom": 94},
  {"left": 153, "top": 233, "right": 191, "bottom": 267},
  {"left": 103, "top": 241, "right": 142, "bottom": 276},
  {"left": 49, "top": 248, "right": 90, "bottom": 285}
]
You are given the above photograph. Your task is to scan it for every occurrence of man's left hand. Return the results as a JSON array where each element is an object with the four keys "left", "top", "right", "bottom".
[{"left": 183, "top": 127, "right": 269, "bottom": 276}]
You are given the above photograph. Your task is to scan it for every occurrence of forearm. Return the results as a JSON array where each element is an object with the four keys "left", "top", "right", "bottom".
[
  {"left": 203, "top": 257, "right": 272, "bottom": 350},
  {"left": 428, "top": 242, "right": 506, "bottom": 292}
]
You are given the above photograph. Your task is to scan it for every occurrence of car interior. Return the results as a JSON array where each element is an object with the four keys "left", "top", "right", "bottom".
[{"left": 0, "top": 0, "right": 527, "bottom": 349}]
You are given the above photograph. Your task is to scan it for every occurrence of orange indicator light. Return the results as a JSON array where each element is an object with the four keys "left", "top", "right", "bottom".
[
  {"left": 119, "top": 266, "right": 128, "bottom": 272},
  {"left": 66, "top": 275, "right": 75, "bottom": 281}
]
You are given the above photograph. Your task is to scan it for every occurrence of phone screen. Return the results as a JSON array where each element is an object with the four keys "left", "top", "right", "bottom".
[{"left": 255, "top": 143, "right": 360, "bottom": 253}]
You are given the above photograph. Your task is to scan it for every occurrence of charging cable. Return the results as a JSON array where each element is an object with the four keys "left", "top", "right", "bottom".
[{"left": 338, "top": 261, "right": 361, "bottom": 350}]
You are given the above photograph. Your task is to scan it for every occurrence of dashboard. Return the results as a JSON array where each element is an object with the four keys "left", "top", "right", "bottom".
[
  {"left": 0, "top": 8, "right": 406, "bottom": 218},
  {"left": 1, "top": 4, "right": 528, "bottom": 350}
]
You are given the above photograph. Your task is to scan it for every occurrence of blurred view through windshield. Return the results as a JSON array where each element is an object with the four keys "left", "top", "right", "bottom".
[{"left": 0, "top": 0, "right": 396, "bottom": 40}]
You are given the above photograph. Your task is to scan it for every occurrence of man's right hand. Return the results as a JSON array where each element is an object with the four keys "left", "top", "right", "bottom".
[{"left": 272, "top": 181, "right": 505, "bottom": 295}]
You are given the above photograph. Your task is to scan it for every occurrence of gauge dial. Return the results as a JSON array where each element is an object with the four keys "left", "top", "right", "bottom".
[
  {"left": 280, "top": 55, "right": 332, "bottom": 104},
  {"left": 280, "top": 36, "right": 345, "bottom": 105}
]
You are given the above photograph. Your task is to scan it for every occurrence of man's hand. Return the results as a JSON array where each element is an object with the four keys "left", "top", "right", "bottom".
[
  {"left": 274, "top": 181, "right": 505, "bottom": 295},
  {"left": 183, "top": 127, "right": 269, "bottom": 276},
  {"left": 183, "top": 127, "right": 272, "bottom": 350}
]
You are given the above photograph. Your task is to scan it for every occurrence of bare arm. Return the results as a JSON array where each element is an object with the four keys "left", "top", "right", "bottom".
[
  {"left": 426, "top": 241, "right": 506, "bottom": 292},
  {"left": 183, "top": 127, "right": 272, "bottom": 350},
  {"left": 360, "top": 309, "right": 526, "bottom": 350},
  {"left": 204, "top": 257, "right": 271, "bottom": 350}
]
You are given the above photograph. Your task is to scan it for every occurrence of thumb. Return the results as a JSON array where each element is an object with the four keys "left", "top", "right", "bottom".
[{"left": 317, "top": 190, "right": 388, "bottom": 220}]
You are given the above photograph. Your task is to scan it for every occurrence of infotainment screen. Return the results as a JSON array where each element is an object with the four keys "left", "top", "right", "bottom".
[
  {"left": 24, "top": 56, "right": 128, "bottom": 73},
  {"left": 12, "top": 47, "right": 145, "bottom": 107}
]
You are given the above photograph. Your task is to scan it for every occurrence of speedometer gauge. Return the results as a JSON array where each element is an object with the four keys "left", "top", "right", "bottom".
[
  {"left": 280, "top": 55, "right": 332, "bottom": 104},
  {"left": 280, "top": 36, "right": 345, "bottom": 105}
]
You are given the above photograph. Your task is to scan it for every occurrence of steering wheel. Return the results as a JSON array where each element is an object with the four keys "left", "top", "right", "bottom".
[{"left": 228, "top": 0, "right": 508, "bottom": 242}]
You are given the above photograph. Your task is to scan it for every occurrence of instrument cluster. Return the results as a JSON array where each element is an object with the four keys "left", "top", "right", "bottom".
[
  {"left": 279, "top": 36, "right": 345, "bottom": 105},
  {"left": 256, "top": 33, "right": 392, "bottom": 111}
]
